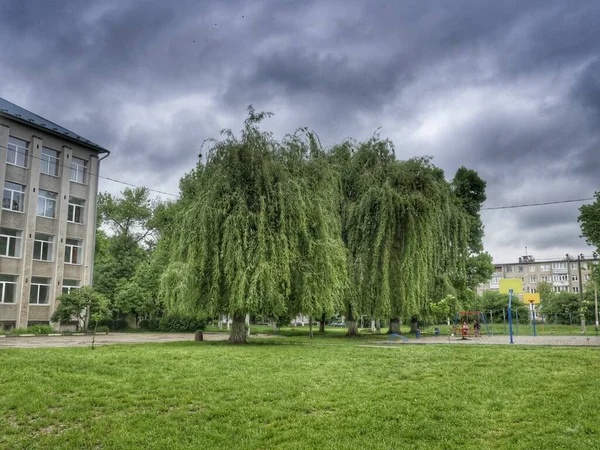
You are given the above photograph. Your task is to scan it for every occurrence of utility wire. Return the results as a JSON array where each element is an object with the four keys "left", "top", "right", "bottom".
[
  {"left": 3, "top": 144, "right": 597, "bottom": 206},
  {"left": 482, "top": 197, "right": 595, "bottom": 210}
]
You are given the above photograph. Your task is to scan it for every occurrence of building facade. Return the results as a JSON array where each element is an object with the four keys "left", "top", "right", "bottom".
[
  {"left": 0, "top": 98, "right": 109, "bottom": 329},
  {"left": 477, "top": 254, "right": 599, "bottom": 297}
]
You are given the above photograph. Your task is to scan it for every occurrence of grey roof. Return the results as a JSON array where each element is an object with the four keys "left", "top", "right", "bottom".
[{"left": 0, "top": 97, "right": 109, "bottom": 154}]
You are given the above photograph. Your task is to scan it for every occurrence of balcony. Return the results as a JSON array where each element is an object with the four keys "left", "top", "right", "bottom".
[
  {"left": 552, "top": 280, "right": 569, "bottom": 287},
  {"left": 551, "top": 267, "right": 568, "bottom": 274}
]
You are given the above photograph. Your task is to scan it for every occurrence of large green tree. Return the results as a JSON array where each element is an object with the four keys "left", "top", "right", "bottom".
[
  {"left": 160, "top": 110, "right": 347, "bottom": 343},
  {"left": 94, "top": 187, "right": 158, "bottom": 315},
  {"left": 579, "top": 192, "right": 600, "bottom": 252},
  {"left": 331, "top": 138, "right": 470, "bottom": 335},
  {"left": 451, "top": 167, "right": 493, "bottom": 301}
]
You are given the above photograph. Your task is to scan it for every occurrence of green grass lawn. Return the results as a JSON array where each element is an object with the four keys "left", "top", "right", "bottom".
[{"left": 1, "top": 337, "right": 599, "bottom": 449}]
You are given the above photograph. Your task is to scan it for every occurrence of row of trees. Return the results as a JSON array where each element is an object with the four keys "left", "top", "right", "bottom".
[{"left": 88, "top": 110, "right": 494, "bottom": 342}]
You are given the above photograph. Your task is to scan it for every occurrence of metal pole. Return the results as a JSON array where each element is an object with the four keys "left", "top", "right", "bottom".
[
  {"left": 490, "top": 310, "right": 493, "bottom": 335},
  {"left": 532, "top": 305, "right": 536, "bottom": 337},
  {"left": 508, "top": 289, "right": 514, "bottom": 344},
  {"left": 503, "top": 308, "right": 506, "bottom": 335},
  {"left": 516, "top": 309, "right": 519, "bottom": 333},
  {"left": 594, "top": 280, "right": 598, "bottom": 327},
  {"left": 578, "top": 255, "right": 585, "bottom": 333}
]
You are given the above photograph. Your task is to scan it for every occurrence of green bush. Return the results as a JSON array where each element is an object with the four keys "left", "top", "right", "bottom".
[
  {"left": 139, "top": 318, "right": 161, "bottom": 331},
  {"left": 138, "top": 315, "right": 207, "bottom": 332},
  {"left": 94, "top": 325, "right": 110, "bottom": 333},
  {"left": 158, "top": 315, "right": 207, "bottom": 332},
  {"left": 95, "top": 318, "right": 128, "bottom": 330},
  {"left": 9, "top": 325, "right": 55, "bottom": 335}
]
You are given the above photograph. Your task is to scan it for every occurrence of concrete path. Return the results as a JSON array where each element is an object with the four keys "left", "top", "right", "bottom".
[
  {"left": 0, "top": 332, "right": 231, "bottom": 349},
  {"left": 365, "top": 334, "right": 600, "bottom": 347}
]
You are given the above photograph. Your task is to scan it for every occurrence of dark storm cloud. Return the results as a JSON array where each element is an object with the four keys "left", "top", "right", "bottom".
[{"left": 1, "top": 0, "right": 599, "bottom": 260}]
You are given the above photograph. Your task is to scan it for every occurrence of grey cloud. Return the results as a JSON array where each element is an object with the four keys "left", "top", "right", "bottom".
[{"left": 1, "top": 0, "right": 599, "bottom": 262}]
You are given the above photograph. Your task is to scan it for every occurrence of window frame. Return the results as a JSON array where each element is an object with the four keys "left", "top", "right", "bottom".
[
  {"left": 70, "top": 157, "right": 87, "bottom": 184},
  {"left": 62, "top": 279, "right": 80, "bottom": 295},
  {"left": 37, "top": 189, "right": 57, "bottom": 219},
  {"left": 29, "top": 277, "right": 51, "bottom": 305},
  {"left": 33, "top": 233, "right": 54, "bottom": 262},
  {"left": 67, "top": 197, "right": 85, "bottom": 224},
  {"left": 0, "top": 275, "right": 18, "bottom": 304},
  {"left": 0, "top": 228, "right": 22, "bottom": 258},
  {"left": 64, "top": 238, "right": 83, "bottom": 265},
  {"left": 40, "top": 147, "right": 60, "bottom": 177},
  {"left": 6, "top": 136, "right": 29, "bottom": 168},
  {"left": 2, "top": 181, "right": 26, "bottom": 213}
]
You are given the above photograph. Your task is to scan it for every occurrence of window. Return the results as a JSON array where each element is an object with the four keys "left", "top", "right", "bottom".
[
  {"left": 29, "top": 277, "right": 51, "bottom": 304},
  {"left": 506, "top": 266, "right": 513, "bottom": 272},
  {"left": 518, "top": 265, "right": 524, "bottom": 273},
  {"left": 64, "top": 239, "right": 83, "bottom": 264},
  {"left": 33, "top": 234, "right": 54, "bottom": 261},
  {"left": 553, "top": 274, "right": 568, "bottom": 282},
  {"left": 37, "top": 190, "right": 57, "bottom": 218},
  {"left": 67, "top": 197, "right": 85, "bottom": 224},
  {"left": 70, "top": 157, "right": 87, "bottom": 183},
  {"left": 40, "top": 147, "right": 60, "bottom": 176},
  {"left": 553, "top": 286, "right": 569, "bottom": 293},
  {"left": 571, "top": 263, "right": 577, "bottom": 270},
  {"left": 62, "top": 279, "right": 80, "bottom": 295},
  {"left": 529, "top": 276, "right": 536, "bottom": 283},
  {"left": 529, "top": 266, "right": 536, "bottom": 272},
  {"left": 571, "top": 275, "right": 579, "bottom": 282},
  {"left": 585, "top": 274, "right": 590, "bottom": 281},
  {"left": 6, "top": 136, "right": 28, "bottom": 168},
  {"left": 573, "top": 286, "right": 579, "bottom": 293},
  {"left": 3, "top": 181, "right": 25, "bottom": 212},
  {"left": 552, "top": 262, "right": 566, "bottom": 269},
  {"left": 0, "top": 228, "right": 22, "bottom": 258},
  {"left": 0, "top": 275, "right": 18, "bottom": 303},
  {"left": 540, "top": 264, "right": 550, "bottom": 272},
  {"left": 541, "top": 276, "right": 550, "bottom": 282}
]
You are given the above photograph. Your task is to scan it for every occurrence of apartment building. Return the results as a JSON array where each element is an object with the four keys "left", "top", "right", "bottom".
[
  {"left": 0, "top": 97, "right": 109, "bottom": 329},
  {"left": 477, "top": 253, "right": 599, "bottom": 297}
]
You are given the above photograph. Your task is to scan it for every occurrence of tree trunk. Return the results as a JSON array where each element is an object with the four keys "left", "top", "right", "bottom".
[
  {"left": 410, "top": 316, "right": 419, "bottom": 334},
  {"left": 388, "top": 318, "right": 401, "bottom": 334},
  {"left": 309, "top": 316, "right": 313, "bottom": 339},
  {"left": 347, "top": 307, "right": 359, "bottom": 336},
  {"left": 319, "top": 312, "right": 325, "bottom": 333},
  {"left": 375, "top": 319, "right": 381, "bottom": 334},
  {"left": 228, "top": 314, "right": 247, "bottom": 344}
]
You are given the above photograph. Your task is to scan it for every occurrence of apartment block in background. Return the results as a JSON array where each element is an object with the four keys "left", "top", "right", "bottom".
[
  {"left": 1, "top": 97, "right": 109, "bottom": 330},
  {"left": 477, "top": 253, "right": 599, "bottom": 298}
]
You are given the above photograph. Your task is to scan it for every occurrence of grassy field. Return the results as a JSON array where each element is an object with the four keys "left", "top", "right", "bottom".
[{"left": 1, "top": 336, "right": 599, "bottom": 449}]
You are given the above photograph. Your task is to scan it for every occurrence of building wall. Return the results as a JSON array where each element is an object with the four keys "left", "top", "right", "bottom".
[{"left": 0, "top": 116, "right": 104, "bottom": 329}]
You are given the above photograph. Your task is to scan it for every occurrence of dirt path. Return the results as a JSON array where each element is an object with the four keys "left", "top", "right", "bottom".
[{"left": 0, "top": 332, "right": 234, "bottom": 349}]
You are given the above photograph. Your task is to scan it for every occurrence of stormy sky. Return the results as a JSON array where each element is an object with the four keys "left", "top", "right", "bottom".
[{"left": 1, "top": 0, "right": 598, "bottom": 263}]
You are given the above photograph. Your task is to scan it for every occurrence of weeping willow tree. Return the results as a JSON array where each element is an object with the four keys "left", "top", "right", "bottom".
[
  {"left": 331, "top": 136, "right": 469, "bottom": 335},
  {"left": 159, "top": 109, "right": 347, "bottom": 343}
]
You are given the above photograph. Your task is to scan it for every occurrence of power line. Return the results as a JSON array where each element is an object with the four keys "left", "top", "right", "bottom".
[
  {"left": 482, "top": 197, "right": 595, "bottom": 211},
  {"left": 1, "top": 144, "right": 179, "bottom": 198}
]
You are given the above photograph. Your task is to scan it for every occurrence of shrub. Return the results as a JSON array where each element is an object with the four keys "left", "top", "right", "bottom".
[
  {"left": 139, "top": 318, "right": 161, "bottom": 331},
  {"left": 95, "top": 318, "right": 128, "bottom": 330},
  {"left": 159, "top": 315, "right": 207, "bottom": 332},
  {"left": 9, "top": 325, "right": 55, "bottom": 335},
  {"left": 94, "top": 325, "right": 109, "bottom": 333}
]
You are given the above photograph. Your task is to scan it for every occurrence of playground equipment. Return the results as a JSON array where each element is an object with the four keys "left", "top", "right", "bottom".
[{"left": 453, "top": 311, "right": 490, "bottom": 339}]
